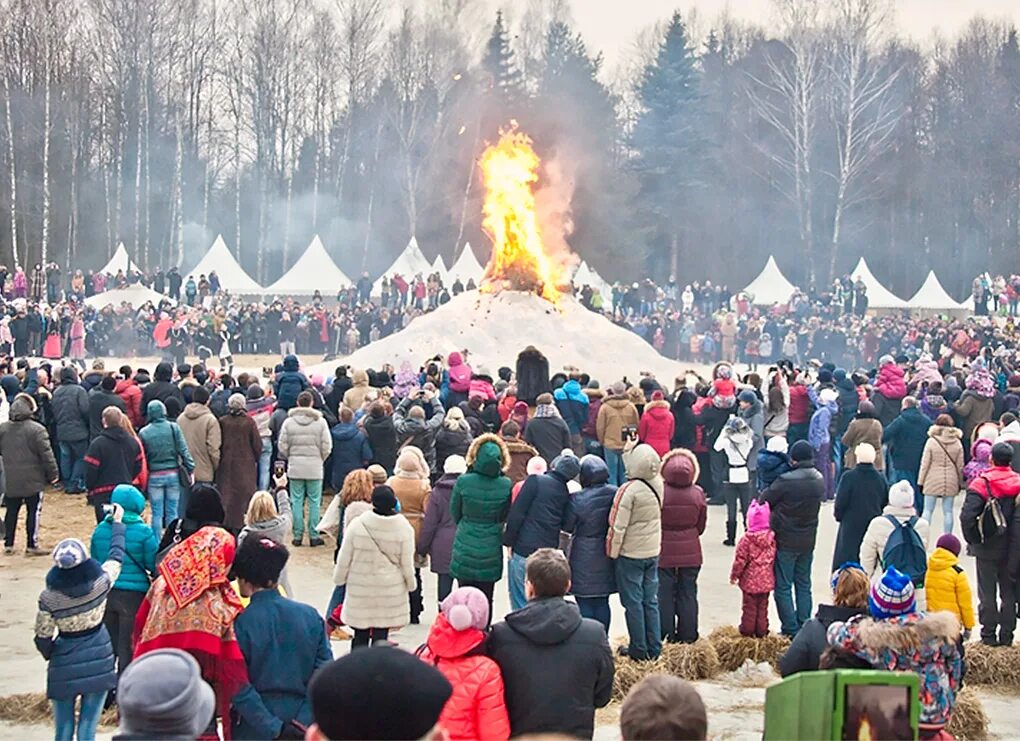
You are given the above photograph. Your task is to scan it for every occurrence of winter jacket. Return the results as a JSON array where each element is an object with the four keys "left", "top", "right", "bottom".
[
  {"left": 504, "top": 438, "right": 538, "bottom": 485},
  {"left": 730, "top": 529, "right": 776, "bottom": 593},
  {"left": 832, "top": 463, "right": 888, "bottom": 569},
  {"left": 918, "top": 425, "right": 964, "bottom": 498},
  {"left": 393, "top": 397, "right": 445, "bottom": 472},
  {"left": 670, "top": 389, "right": 698, "bottom": 449},
  {"left": 87, "top": 387, "right": 126, "bottom": 441},
  {"left": 389, "top": 472, "right": 430, "bottom": 543},
  {"left": 554, "top": 380, "right": 590, "bottom": 435},
  {"left": 450, "top": 435, "right": 512, "bottom": 582},
  {"left": 761, "top": 463, "right": 824, "bottom": 554},
  {"left": 246, "top": 395, "right": 276, "bottom": 440},
  {"left": 177, "top": 402, "right": 221, "bottom": 481},
  {"left": 115, "top": 378, "right": 143, "bottom": 429},
  {"left": 274, "top": 355, "right": 310, "bottom": 412},
  {"left": 278, "top": 407, "right": 331, "bottom": 480},
  {"left": 418, "top": 473, "right": 458, "bottom": 574},
  {"left": 875, "top": 363, "right": 907, "bottom": 402},
  {"left": 330, "top": 422, "right": 373, "bottom": 489},
  {"left": 505, "top": 462, "right": 576, "bottom": 558},
  {"left": 841, "top": 417, "right": 884, "bottom": 471},
  {"left": 859, "top": 506, "right": 930, "bottom": 595},
  {"left": 788, "top": 384, "right": 813, "bottom": 425},
  {"left": 963, "top": 437, "right": 994, "bottom": 485},
  {"left": 778, "top": 604, "right": 867, "bottom": 677},
  {"left": 563, "top": 457, "right": 617, "bottom": 597},
  {"left": 658, "top": 449, "right": 706, "bottom": 569},
  {"left": 217, "top": 413, "right": 263, "bottom": 530},
  {"left": 488, "top": 598, "right": 613, "bottom": 739},
  {"left": 926, "top": 547, "right": 975, "bottom": 631},
  {"left": 362, "top": 413, "right": 398, "bottom": 473},
  {"left": 231, "top": 590, "right": 333, "bottom": 740},
  {"left": 757, "top": 450, "right": 791, "bottom": 492},
  {"left": 827, "top": 612, "right": 962, "bottom": 731},
  {"left": 138, "top": 400, "right": 194, "bottom": 473},
  {"left": 141, "top": 363, "right": 185, "bottom": 421},
  {"left": 515, "top": 347, "right": 551, "bottom": 406},
  {"left": 0, "top": 395, "right": 58, "bottom": 497},
  {"left": 84, "top": 426, "right": 142, "bottom": 506},
  {"left": 714, "top": 426, "right": 754, "bottom": 484},
  {"left": 738, "top": 398, "right": 764, "bottom": 471},
  {"left": 606, "top": 445, "right": 663, "bottom": 560},
  {"left": 90, "top": 485, "right": 157, "bottom": 593},
  {"left": 52, "top": 375, "right": 90, "bottom": 443},
  {"left": 435, "top": 425, "right": 472, "bottom": 471},
  {"left": 596, "top": 396, "right": 639, "bottom": 451},
  {"left": 418, "top": 615, "right": 511, "bottom": 741},
  {"left": 963, "top": 465, "right": 1020, "bottom": 562},
  {"left": 447, "top": 352, "right": 472, "bottom": 395},
  {"left": 953, "top": 390, "right": 995, "bottom": 443},
  {"left": 341, "top": 369, "right": 376, "bottom": 412},
  {"left": 238, "top": 488, "right": 294, "bottom": 596},
  {"left": 524, "top": 414, "right": 572, "bottom": 465},
  {"left": 637, "top": 400, "right": 674, "bottom": 457},
  {"left": 807, "top": 399, "right": 836, "bottom": 450},
  {"left": 333, "top": 510, "right": 415, "bottom": 629},
  {"left": 882, "top": 407, "right": 932, "bottom": 475}
]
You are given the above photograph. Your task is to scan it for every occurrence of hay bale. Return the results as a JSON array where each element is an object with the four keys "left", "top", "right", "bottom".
[
  {"left": 0, "top": 693, "right": 51, "bottom": 725},
  {"left": 946, "top": 687, "right": 988, "bottom": 740},
  {"left": 659, "top": 639, "right": 721, "bottom": 681},
  {"left": 612, "top": 655, "right": 665, "bottom": 702},
  {"left": 707, "top": 625, "right": 791, "bottom": 672},
  {"left": 963, "top": 642, "right": 1020, "bottom": 689}
]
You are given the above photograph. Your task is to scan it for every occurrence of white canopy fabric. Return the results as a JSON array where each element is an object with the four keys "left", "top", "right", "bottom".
[
  {"left": 742, "top": 256, "right": 798, "bottom": 306},
  {"left": 430, "top": 253, "right": 449, "bottom": 281},
  {"left": 574, "top": 261, "right": 612, "bottom": 299},
  {"left": 373, "top": 237, "right": 435, "bottom": 293},
  {"left": 448, "top": 243, "right": 486, "bottom": 285},
  {"left": 84, "top": 284, "right": 175, "bottom": 309},
  {"left": 850, "top": 257, "right": 909, "bottom": 309},
  {"left": 908, "top": 271, "right": 968, "bottom": 311},
  {"left": 266, "top": 236, "right": 353, "bottom": 295},
  {"left": 99, "top": 243, "right": 140, "bottom": 275},
  {"left": 183, "top": 235, "right": 263, "bottom": 294}
]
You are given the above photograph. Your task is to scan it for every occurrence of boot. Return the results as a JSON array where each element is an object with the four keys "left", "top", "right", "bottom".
[{"left": 723, "top": 520, "right": 737, "bottom": 547}]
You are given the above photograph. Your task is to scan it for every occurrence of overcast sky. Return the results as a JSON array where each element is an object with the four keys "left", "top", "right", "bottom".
[{"left": 563, "top": 0, "right": 1020, "bottom": 68}]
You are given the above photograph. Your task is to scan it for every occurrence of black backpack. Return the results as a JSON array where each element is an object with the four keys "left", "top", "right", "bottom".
[
  {"left": 881, "top": 516, "right": 927, "bottom": 587},
  {"left": 975, "top": 476, "right": 1008, "bottom": 545}
]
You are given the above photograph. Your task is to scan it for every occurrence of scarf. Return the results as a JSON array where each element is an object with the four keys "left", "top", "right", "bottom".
[
  {"left": 534, "top": 403, "right": 560, "bottom": 419},
  {"left": 965, "top": 366, "right": 995, "bottom": 399}
]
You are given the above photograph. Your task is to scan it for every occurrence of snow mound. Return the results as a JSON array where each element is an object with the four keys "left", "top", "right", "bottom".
[{"left": 308, "top": 290, "right": 682, "bottom": 384}]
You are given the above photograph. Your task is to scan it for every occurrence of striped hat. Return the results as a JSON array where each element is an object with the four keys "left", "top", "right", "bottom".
[
  {"left": 52, "top": 538, "right": 88, "bottom": 570},
  {"left": 869, "top": 567, "right": 916, "bottom": 619}
]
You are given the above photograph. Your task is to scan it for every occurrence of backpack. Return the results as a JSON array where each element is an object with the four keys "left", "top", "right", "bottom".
[
  {"left": 881, "top": 515, "right": 927, "bottom": 587},
  {"left": 975, "top": 476, "right": 1008, "bottom": 544}
]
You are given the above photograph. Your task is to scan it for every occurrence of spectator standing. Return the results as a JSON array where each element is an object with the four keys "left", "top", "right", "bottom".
[
  {"left": 330, "top": 406, "right": 373, "bottom": 490},
  {"left": 883, "top": 397, "right": 932, "bottom": 512},
  {"left": 554, "top": 377, "right": 590, "bottom": 456},
  {"left": 84, "top": 407, "right": 143, "bottom": 523},
  {"left": 51, "top": 366, "right": 89, "bottom": 493},
  {"left": 238, "top": 482, "right": 294, "bottom": 597},
  {"left": 278, "top": 391, "right": 332, "bottom": 547},
  {"left": 841, "top": 400, "right": 884, "bottom": 472},
  {"left": 216, "top": 394, "right": 263, "bottom": 532},
  {"left": 245, "top": 384, "right": 276, "bottom": 491},
  {"left": 388, "top": 446, "right": 432, "bottom": 624},
  {"left": 138, "top": 399, "right": 195, "bottom": 539},
  {"left": 729, "top": 500, "right": 776, "bottom": 637},
  {"left": 1, "top": 393, "right": 59, "bottom": 554},
  {"left": 418, "top": 455, "right": 464, "bottom": 607},
  {"left": 918, "top": 415, "right": 965, "bottom": 535},
  {"left": 597, "top": 383, "right": 640, "bottom": 487},
  {"left": 114, "top": 367, "right": 143, "bottom": 429},
  {"left": 88, "top": 375, "right": 126, "bottom": 441},
  {"left": 393, "top": 390, "right": 446, "bottom": 475},
  {"left": 273, "top": 354, "right": 310, "bottom": 412},
  {"left": 524, "top": 393, "right": 572, "bottom": 466},
  {"left": 715, "top": 416, "right": 754, "bottom": 546},
  {"left": 858, "top": 480, "right": 930, "bottom": 608},
  {"left": 832, "top": 443, "right": 887, "bottom": 569},
  {"left": 638, "top": 390, "right": 675, "bottom": 458},
  {"left": 362, "top": 402, "right": 398, "bottom": 474},
  {"left": 500, "top": 420, "right": 538, "bottom": 485},
  {"left": 926, "top": 533, "right": 975, "bottom": 641}
]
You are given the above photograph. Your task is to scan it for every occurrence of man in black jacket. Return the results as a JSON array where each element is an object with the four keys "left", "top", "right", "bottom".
[
  {"left": 504, "top": 453, "right": 581, "bottom": 610},
  {"left": 88, "top": 375, "right": 126, "bottom": 441},
  {"left": 761, "top": 440, "right": 825, "bottom": 637},
  {"left": 84, "top": 407, "right": 143, "bottom": 523},
  {"left": 488, "top": 548, "right": 613, "bottom": 739},
  {"left": 524, "top": 393, "right": 572, "bottom": 464},
  {"left": 51, "top": 366, "right": 90, "bottom": 493},
  {"left": 141, "top": 361, "right": 185, "bottom": 421}
]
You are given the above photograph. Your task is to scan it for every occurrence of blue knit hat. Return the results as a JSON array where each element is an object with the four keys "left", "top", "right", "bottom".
[
  {"left": 869, "top": 567, "right": 916, "bottom": 619},
  {"left": 52, "top": 539, "right": 88, "bottom": 570}
]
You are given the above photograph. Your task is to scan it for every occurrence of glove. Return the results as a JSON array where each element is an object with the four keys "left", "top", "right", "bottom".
[{"left": 276, "top": 720, "right": 305, "bottom": 740}]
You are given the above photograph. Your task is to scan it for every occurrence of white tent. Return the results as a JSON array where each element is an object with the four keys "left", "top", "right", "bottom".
[
  {"left": 742, "top": 256, "right": 798, "bottom": 306},
  {"left": 574, "top": 261, "right": 612, "bottom": 299},
  {"left": 448, "top": 243, "right": 486, "bottom": 285},
  {"left": 908, "top": 271, "right": 969, "bottom": 312},
  {"left": 850, "top": 257, "right": 909, "bottom": 309},
  {"left": 430, "top": 253, "right": 449, "bottom": 281},
  {"left": 373, "top": 237, "right": 435, "bottom": 293},
  {"left": 85, "top": 284, "right": 175, "bottom": 309},
  {"left": 99, "top": 243, "right": 140, "bottom": 275},
  {"left": 266, "top": 236, "right": 353, "bottom": 295},
  {"left": 183, "top": 235, "right": 263, "bottom": 294}
]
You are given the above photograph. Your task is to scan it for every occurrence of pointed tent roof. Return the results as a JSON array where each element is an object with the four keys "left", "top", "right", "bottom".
[
  {"left": 742, "top": 256, "right": 798, "bottom": 306},
  {"left": 266, "top": 236, "right": 353, "bottom": 295},
  {"left": 84, "top": 284, "right": 175, "bottom": 309},
  {"left": 183, "top": 235, "right": 263, "bottom": 294},
  {"left": 449, "top": 243, "right": 486, "bottom": 284},
  {"left": 373, "top": 237, "right": 435, "bottom": 293},
  {"left": 908, "top": 271, "right": 968, "bottom": 311},
  {"left": 430, "top": 253, "right": 449, "bottom": 280},
  {"left": 574, "top": 261, "right": 612, "bottom": 299},
  {"left": 850, "top": 257, "right": 909, "bottom": 309},
  {"left": 99, "top": 243, "right": 140, "bottom": 275}
]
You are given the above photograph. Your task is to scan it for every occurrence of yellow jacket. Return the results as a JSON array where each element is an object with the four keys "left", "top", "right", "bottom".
[{"left": 925, "top": 547, "right": 975, "bottom": 630}]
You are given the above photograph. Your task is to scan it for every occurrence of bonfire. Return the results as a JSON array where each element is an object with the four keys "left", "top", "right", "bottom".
[{"left": 479, "top": 126, "right": 568, "bottom": 303}]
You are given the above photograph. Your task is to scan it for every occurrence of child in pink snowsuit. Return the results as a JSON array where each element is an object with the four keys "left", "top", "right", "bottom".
[{"left": 730, "top": 500, "right": 777, "bottom": 637}]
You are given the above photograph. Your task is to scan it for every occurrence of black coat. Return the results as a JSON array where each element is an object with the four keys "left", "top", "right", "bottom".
[
  {"left": 84, "top": 426, "right": 142, "bottom": 506},
  {"left": 832, "top": 463, "right": 888, "bottom": 569},
  {"left": 435, "top": 426, "right": 471, "bottom": 469},
  {"left": 524, "top": 415, "right": 572, "bottom": 465},
  {"left": 761, "top": 463, "right": 825, "bottom": 553},
  {"left": 362, "top": 413, "right": 398, "bottom": 474},
  {"left": 488, "top": 598, "right": 613, "bottom": 739},
  {"left": 670, "top": 389, "right": 697, "bottom": 449},
  {"left": 564, "top": 459, "right": 616, "bottom": 597},
  {"left": 962, "top": 486, "right": 1017, "bottom": 563},
  {"left": 779, "top": 604, "right": 867, "bottom": 677},
  {"left": 515, "top": 347, "right": 551, "bottom": 406},
  {"left": 504, "top": 471, "right": 571, "bottom": 557},
  {"left": 87, "top": 388, "right": 126, "bottom": 440},
  {"left": 141, "top": 381, "right": 186, "bottom": 421}
]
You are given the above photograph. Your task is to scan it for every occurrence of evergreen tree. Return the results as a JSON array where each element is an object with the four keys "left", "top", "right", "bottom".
[
  {"left": 630, "top": 12, "right": 707, "bottom": 276},
  {"left": 482, "top": 11, "right": 524, "bottom": 105}
]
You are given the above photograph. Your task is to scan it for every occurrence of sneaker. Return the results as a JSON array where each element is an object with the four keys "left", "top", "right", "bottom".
[
  {"left": 291, "top": 538, "right": 303, "bottom": 547},
  {"left": 25, "top": 547, "right": 48, "bottom": 557},
  {"left": 3, "top": 546, "right": 13, "bottom": 555},
  {"left": 328, "top": 626, "right": 352, "bottom": 641},
  {"left": 309, "top": 537, "right": 325, "bottom": 547}
]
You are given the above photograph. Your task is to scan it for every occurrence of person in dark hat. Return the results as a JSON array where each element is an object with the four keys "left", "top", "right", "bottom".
[
  {"left": 155, "top": 483, "right": 226, "bottom": 555},
  {"left": 760, "top": 439, "right": 825, "bottom": 637},
  {"left": 307, "top": 647, "right": 451, "bottom": 740},
  {"left": 114, "top": 649, "right": 215, "bottom": 740}
]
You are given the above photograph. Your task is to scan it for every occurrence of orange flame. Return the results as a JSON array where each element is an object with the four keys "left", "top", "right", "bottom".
[{"left": 479, "top": 126, "right": 565, "bottom": 302}]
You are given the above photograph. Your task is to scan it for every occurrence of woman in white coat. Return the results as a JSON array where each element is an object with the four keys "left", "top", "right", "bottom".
[
  {"left": 859, "top": 480, "right": 930, "bottom": 609},
  {"left": 333, "top": 485, "right": 416, "bottom": 649}
]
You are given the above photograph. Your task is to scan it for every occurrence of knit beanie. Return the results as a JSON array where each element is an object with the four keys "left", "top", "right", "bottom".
[
  {"left": 371, "top": 485, "right": 398, "bottom": 516},
  {"left": 790, "top": 440, "right": 814, "bottom": 463},
  {"left": 857, "top": 400, "right": 876, "bottom": 416},
  {"left": 443, "top": 455, "right": 467, "bottom": 475},
  {"left": 245, "top": 384, "right": 264, "bottom": 401},
  {"left": 227, "top": 393, "right": 246, "bottom": 412},
  {"left": 550, "top": 452, "right": 581, "bottom": 481},
  {"left": 526, "top": 456, "right": 548, "bottom": 476},
  {"left": 52, "top": 539, "right": 88, "bottom": 569},
  {"left": 746, "top": 500, "right": 771, "bottom": 533},
  {"left": 869, "top": 567, "right": 916, "bottom": 619},
  {"left": 738, "top": 390, "right": 757, "bottom": 405},
  {"left": 888, "top": 480, "right": 915, "bottom": 509},
  {"left": 117, "top": 649, "right": 216, "bottom": 738},
  {"left": 367, "top": 464, "right": 388, "bottom": 485},
  {"left": 441, "top": 587, "right": 490, "bottom": 631},
  {"left": 936, "top": 533, "right": 961, "bottom": 557},
  {"left": 854, "top": 442, "right": 877, "bottom": 465},
  {"left": 766, "top": 436, "right": 788, "bottom": 454}
]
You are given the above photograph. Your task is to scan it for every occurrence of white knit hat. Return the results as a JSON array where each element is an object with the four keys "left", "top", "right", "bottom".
[{"left": 888, "top": 480, "right": 915, "bottom": 509}]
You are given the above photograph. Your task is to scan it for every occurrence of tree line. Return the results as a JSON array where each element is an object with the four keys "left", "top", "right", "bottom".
[{"left": 0, "top": 0, "right": 1017, "bottom": 299}]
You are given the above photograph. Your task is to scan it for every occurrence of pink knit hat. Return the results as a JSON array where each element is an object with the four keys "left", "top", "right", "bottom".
[
  {"left": 441, "top": 587, "right": 490, "bottom": 631},
  {"left": 746, "top": 500, "right": 771, "bottom": 533}
]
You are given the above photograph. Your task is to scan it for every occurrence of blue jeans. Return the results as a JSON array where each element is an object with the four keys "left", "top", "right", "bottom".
[
  {"left": 576, "top": 596, "right": 611, "bottom": 633},
  {"left": 58, "top": 439, "right": 87, "bottom": 492},
  {"left": 508, "top": 552, "right": 528, "bottom": 611},
  {"left": 53, "top": 691, "right": 106, "bottom": 741},
  {"left": 891, "top": 468, "right": 920, "bottom": 513},
  {"left": 923, "top": 495, "right": 955, "bottom": 535},
  {"left": 604, "top": 448, "right": 625, "bottom": 487},
  {"left": 774, "top": 550, "right": 813, "bottom": 636},
  {"left": 258, "top": 442, "right": 272, "bottom": 491},
  {"left": 615, "top": 556, "right": 661, "bottom": 659},
  {"left": 148, "top": 469, "right": 180, "bottom": 539},
  {"left": 290, "top": 478, "right": 323, "bottom": 540}
]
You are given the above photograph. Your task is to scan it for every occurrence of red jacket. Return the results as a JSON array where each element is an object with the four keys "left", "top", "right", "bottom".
[
  {"left": 875, "top": 363, "right": 907, "bottom": 401},
  {"left": 788, "top": 385, "right": 812, "bottom": 425},
  {"left": 638, "top": 400, "right": 675, "bottom": 457},
  {"left": 967, "top": 465, "right": 1020, "bottom": 499},
  {"left": 418, "top": 614, "right": 510, "bottom": 741},
  {"left": 691, "top": 396, "right": 712, "bottom": 452},
  {"left": 730, "top": 529, "right": 776, "bottom": 594},
  {"left": 658, "top": 449, "right": 707, "bottom": 568},
  {"left": 115, "top": 378, "right": 143, "bottom": 429}
]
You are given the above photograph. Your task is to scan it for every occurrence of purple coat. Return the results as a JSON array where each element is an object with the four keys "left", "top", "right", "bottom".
[{"left": 418, "top": 472, "right": 458, "bottom": 574}]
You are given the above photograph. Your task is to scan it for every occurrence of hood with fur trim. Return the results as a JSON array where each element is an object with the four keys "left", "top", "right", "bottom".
[
  {"left": 465, "top": 432, "right": 510, "bottom": 477},
  {"left": 661, "top": 448, "right": 699, "bottom": 488},
  {"left": 842, "top": 610, "right": 960, "bottom": 653}
]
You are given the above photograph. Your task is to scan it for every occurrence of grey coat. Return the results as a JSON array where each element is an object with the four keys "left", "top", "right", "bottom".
[
  {"left": 237, "top": 488, "right": 294, "bottom": 595},
  {"left": 0, "top": 396, "right": 58, "bottom": 497},
  {"left": 52, "top": 382, "right": 90, "bottom": 443}
]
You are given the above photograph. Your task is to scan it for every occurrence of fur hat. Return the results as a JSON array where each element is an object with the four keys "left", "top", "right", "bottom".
[
  {"left": 766, "top": 436, "right": 788, "bottom": 454},
  {"left": 854, "top": 443, "right": 877, "bottom": 465},
  {"left": 746, "top": 500, "right": 771, "bottom": 533},
  {"left": 737, "top": 390, "right": 757, "bottom": 405},
  {"left": 888, "top": 480, "right": 915, "bottom": 509},
  {"left": 227, "top": 393, "right": 246, "bottom": 412},
  {"left": 441, "top": 586, "right": 490, "bottom": 632},
  {"left": 367, "top": 464, "right": 388, "bottom": 485},
  {"left": 936, "top": 533, "right": 961, "bottom": 557},
  {"left": 869, "top": 567, "right": 916, "bottom": 619}
]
